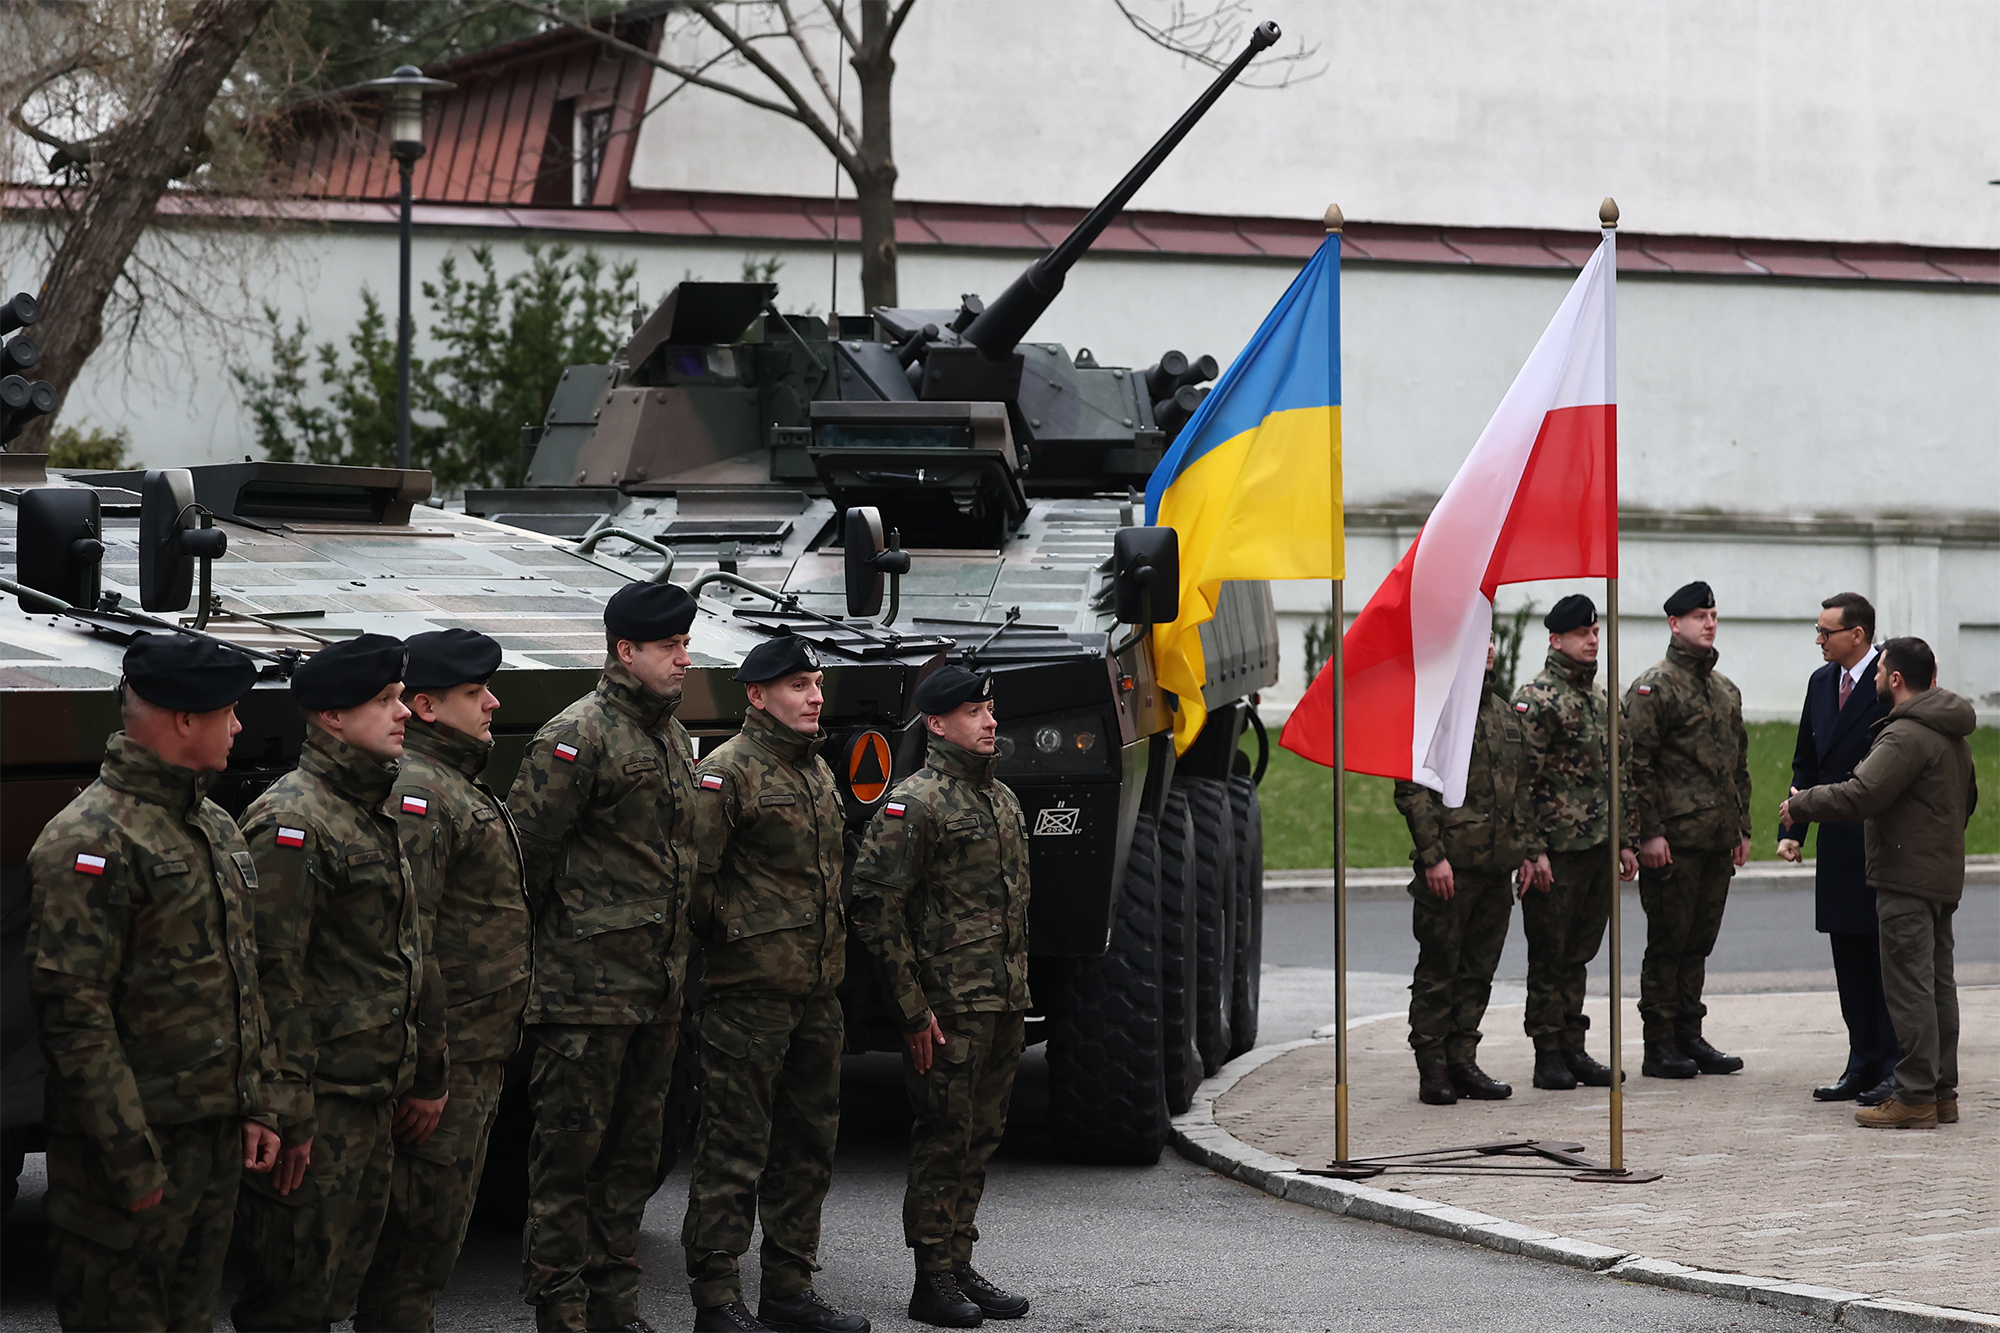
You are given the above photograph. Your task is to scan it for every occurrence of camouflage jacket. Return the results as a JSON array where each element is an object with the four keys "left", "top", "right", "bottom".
[
  {"left": 25, "top": 733, "right": 276, "bottom": 1201},
  {"left": 507, "top": 659, "right": 697, "bottom": 1025},
  {"left": 242, "top": 728, "right": 443, "bottom": 1144},
  {"left": 1395, "top": 671, "right": 1528, "bottom": 871},
  {"left": 851, "top": 734, "right": 1032, "bottom": 1034},
  {"left": 393, "top": 718, "right": 531, "bottom": 1065},
  {"left": 1514, "top": 648, "right": 1636, "bottom": 857},
  {"left": 691, "top": 705, "right": 847, "bottom": 998},
  {"left": 1623, "top": 641, "right": 1753, "bottom": 851}
]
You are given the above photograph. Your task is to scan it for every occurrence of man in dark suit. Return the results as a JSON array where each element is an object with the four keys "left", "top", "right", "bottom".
[{"left": 1778, "top": 592, "right": 1897, "bottom": 1104}]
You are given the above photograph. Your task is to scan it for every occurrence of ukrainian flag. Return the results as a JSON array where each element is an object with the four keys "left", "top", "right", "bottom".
[{"left": 1145, "top": 234, "right": 1343, "bottom": 754}]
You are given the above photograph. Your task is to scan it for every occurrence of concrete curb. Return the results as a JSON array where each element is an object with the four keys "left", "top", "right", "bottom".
[{"left": 1170, "top": 1039, "right": 2000, "bottom": 1332}]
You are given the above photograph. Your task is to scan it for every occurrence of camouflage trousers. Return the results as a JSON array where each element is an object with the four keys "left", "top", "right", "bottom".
[
  {"left": 681, "top": 992, "right": 843, "bottom": 1308},
  {"left": 44, "top": 1117, "right": 241, "bottom": 1332},
  {"left": 234, "top": 1093, "right": 397, "bottom": 1332},
  {"left": 1408, "top": 866, "right": 1515, "bottom": 1068},
  {"left": 1638, "top": 847, "right": 1734, "bottom": 1043},
  {"left": 522, "top": 1019, "right": 679, "bottom": 1332},
  {"left": 902, "top": 1009, "right": 1024, "bottom": 1270},
  {"left": 1521, "top": 846, "right": 1614, "bottom": 1053},
  {"left": 353, "top": 1059, "right": 508, "bottom": 1331}
]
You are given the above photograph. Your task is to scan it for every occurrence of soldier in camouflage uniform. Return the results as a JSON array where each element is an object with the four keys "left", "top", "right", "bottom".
[
  {"left": 1514, "top": 596, "right": 1639, "bottom": 1093},
  {"left": 680, "top": 636, "right": 870, "bottom": 1333},
  {"left": 1624, "top": 581, "right": 1752, "bottom": 1080},
  {"left": 852, "top": 666, "right": 1034, "bottom": 1330},
  {"left": 355, "top": 630, "right": 532, "bottom": 1331},
  {"left": 1395, "top": 638, "right": 1526, "bottom": 1107},
  {"left": 508, "top": 582, "right": 700, "bottom": 1333},
  {"left": 25, "top": 635, "right": 280, "bottom": 1332},
  {"left": 235, "top": 634, "right": 449, "bottom": 1333}
]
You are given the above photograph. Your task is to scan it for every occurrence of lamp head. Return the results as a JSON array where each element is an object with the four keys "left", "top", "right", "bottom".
[{"left": 358, "top": 65, "right": 454, "bottom": 160}]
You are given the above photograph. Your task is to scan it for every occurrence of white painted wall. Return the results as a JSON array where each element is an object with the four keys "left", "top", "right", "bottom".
[{"left": 629, "top": 0, "right": 2000, "bottom": 248}]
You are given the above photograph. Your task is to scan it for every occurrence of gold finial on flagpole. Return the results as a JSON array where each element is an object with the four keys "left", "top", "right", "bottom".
[
  {"left": 1599, "top": 197, "right": 1619, "bottom": 229},
  {"left": 1324, "top": 203, "right": 1344, "bottom": 234}
]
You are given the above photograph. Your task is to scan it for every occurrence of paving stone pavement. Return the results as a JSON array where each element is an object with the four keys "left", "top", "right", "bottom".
[{"left": 1216, "top": 986, "right": 1999, "bottom": 1316}]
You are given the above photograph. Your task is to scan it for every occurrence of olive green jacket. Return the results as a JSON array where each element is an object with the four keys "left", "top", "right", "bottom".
[
  {"left": 1623, "top": 641, "right": 1752, "bottom": 851},
  {"left": 25, "top": 733, "right": 277, "bottom": 1202},
  {"left": 1395, "top": 671, "right": 1528, "bottom": 872},
  {"left": 393, "top": 718, "right": 531, "bottom": 1065},
  {"left": 691, "top": 705, "right": 847, "bottom": 998},
  {"left": 1514, "top": 648, "right": 1637, "bottom": 857},
  {"left": 507, "top": 658, "right": 697, "bottom": 1025},
  {"left": 851, "top": 735, "right": 1032, "bottom": 1034},
  {"left": 242, "top": 728, "right": 444, "bottom": 1145}
]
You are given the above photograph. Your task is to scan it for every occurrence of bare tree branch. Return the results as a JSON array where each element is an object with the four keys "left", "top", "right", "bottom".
[
  {"left": 1112, "top": 0, "right": 1324, "bottom": 87},
  {"left": 883, "top": 0, "right": 918, "bottom": 52},
  {"left": 775, "top": 0, "right": 857, "bottom": 149},
  {"left": 687, "top": 1, "right": 853, "bottom": 162},
  {"left": 818, "top": 0, "right": 861, "bottom": 52}
]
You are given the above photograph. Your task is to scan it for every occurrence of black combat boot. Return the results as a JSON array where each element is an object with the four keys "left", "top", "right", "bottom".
[
  {"left": 1563, "top": 1049, "right": 1622, "bottom": 1086},
  {"left": 758, "top": 1290, "right": 870, "bottom": 1332},
  {"left": 1448, "top": 1062, "right": 1513, "bottom": 1100},
  {"left": 1642, "top": 1041, "right": 1698, "bottom": 1079},
  {"left": 1532, "top": 1049, "right": 1578, "bottom": 1090},
  {"left": 909, "top": 1270, "right": 982, "bottom": 1328},
  {"left": 693, "top": 1303, "right": 769, "bottom": 1331},
  {"left": 1678, "top": 1033, "right": 1744, "bottom": 1075},
  {"left": 593, "top": 1319, "right": 661, "bottom": 1333},
  {"left": 1419, "top": 1064, "right": 1458, "bottom": 1105},
  {"left": 952, "top": 1265, "right": 1029, "bottom": 1320}
]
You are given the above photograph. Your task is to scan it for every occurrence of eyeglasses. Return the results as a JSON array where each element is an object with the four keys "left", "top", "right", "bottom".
[{"left": 1814, "top": 625, "right": 1860, "bottom": 640}]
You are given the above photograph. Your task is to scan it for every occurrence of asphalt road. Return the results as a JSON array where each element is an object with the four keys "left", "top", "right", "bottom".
[{"left": 1, "top": 1047, "right": 1821, "bottom": 1332}]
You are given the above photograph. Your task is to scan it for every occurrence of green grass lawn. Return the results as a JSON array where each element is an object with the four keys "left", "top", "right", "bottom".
[{"left": 1252, "top": 722, "right": 1999, "bottom": 870}]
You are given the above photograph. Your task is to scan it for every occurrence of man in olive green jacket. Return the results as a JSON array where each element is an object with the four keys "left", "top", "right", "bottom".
[
  {"left": 681, "top": 635, "right": 868, "bottom": 1333},
  {"left": 1624, "top": 581, "right": 1753, "bottom": 1080},
  {"left": 508, "top": 582, "right": 700, "bottom": 1333},
  {"left": 356, "top": 629, "right": 531, "bottom": 1331},
  {"left": 26, "top": 635, "right": 280, "bottom": 1332},
  {"left": 853, "top": 666, "right": 1033, "bottom": 1329},
  {"left": 236, "top": 634, "right": 447, "bottom": 1333},
  {"left": 1782, "top": 637, "right": 1978, "bottom": 1131},
  {"left": 1394, "top": 638, "right": 1526, "bottom": 1106}
]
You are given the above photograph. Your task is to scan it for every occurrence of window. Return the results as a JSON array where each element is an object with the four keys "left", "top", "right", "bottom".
[{"left": 574, "top": 104, "right": 612, "bottom": 206}]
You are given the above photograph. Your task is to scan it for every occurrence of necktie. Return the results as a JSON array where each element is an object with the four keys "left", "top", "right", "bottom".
[{"left": 1838, "top": 672, "right": 1853, "bottom": 711}]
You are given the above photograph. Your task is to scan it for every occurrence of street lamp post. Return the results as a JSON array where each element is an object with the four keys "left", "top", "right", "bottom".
[{"left": 359, "top": 65, "right": 452, "bottom": 471}]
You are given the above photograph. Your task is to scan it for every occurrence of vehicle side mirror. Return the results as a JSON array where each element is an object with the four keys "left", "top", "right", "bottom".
[
  {"left": 16, "top": 487, "right": 102, "bottom": 611},
  {"left": 844, "top": 505, "right": 910, "bottom": 620},
  {"left": 1113, "top": 526, "right": 1179, "bottom": 625},
  {"left": 140, "top": 469, "right": 226, "bottom": 612}
]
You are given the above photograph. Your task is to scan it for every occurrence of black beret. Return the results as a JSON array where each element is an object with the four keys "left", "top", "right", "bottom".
[
  {"left": 1663, "top": 581, "right": 1715, "bottom": 617},
  {"left": 1544, "top": 594, "right": 1598, "bottom": 634},
  {"left": 405, "top": 629, "right": 503, "bottom": 691},
  {"left": 122, "top": 633, "right": 258, "bottom": 713},
  {"left": 914, "top": 665, "right": 993, "bottom": 715},
  {"left": 293, "top": 633, "right": 407, "bottom": 712},
  {"left": 605, "top": 581, "right": 697, "bottom": 643},
  {"left": 735, "top": 634, "right": 822, "bottom": 684}
]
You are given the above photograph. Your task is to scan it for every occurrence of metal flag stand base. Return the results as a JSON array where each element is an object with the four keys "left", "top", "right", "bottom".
[{"left": 1305, "top": 1139, "right": 1662, "bottom": 1185}]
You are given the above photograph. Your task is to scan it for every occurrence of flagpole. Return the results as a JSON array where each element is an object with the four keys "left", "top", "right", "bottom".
[
  {"left": 1324, "top": 203, "right": 1350, "bottom": 1165},
  {"left": 1601, "top": 196, "right": 1625, "bottom": 1175}
]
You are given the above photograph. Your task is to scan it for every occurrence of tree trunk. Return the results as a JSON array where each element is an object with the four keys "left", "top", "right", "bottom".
[
  {"left": 12, "top": 0, "right": 276, "bottom": 452},
  {"left": 851, "top": 0, "right": 899, "bottom": 311}
]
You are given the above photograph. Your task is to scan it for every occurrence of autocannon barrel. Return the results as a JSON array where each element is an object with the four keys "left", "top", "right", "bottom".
[{"left": 962, "top": 20, "right": 1280, "bottom": 360}]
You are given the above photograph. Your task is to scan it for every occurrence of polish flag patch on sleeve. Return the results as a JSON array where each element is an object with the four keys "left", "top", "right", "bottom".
[
  {"left": 1636, "top": 685, "right": 1652, "bottom": 695},
  {"left": 73, "top": 853, "right": 107, "bottom": 876},
  {"left": 275, "top": 827, "right": 307, "bottom": 849},
  {"left": 400, "top": 795, "right": 429, "bottom": 815},
  {"left": 1514, "top": 701, "right": 1530, "bottom": 713},
  {"left": 553, "top": 742, "right": 580, "bottom": 763},
  {"left": 698, "top": 773, "right": 725, "bottom": 791},
  {"left": 884, "top": 801, "right": 907, "bottom": 819}
]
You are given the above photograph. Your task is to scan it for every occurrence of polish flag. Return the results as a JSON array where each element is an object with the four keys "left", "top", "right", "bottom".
[{"left": 1282, "top": 229, "right": 1618, "bottom": 804}]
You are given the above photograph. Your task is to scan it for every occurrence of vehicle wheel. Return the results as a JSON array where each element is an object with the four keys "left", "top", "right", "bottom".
[
  {"left": 1177, "top": 777, "right": 1237, "bottom": 1077},
  {"left": 1226, "top": 775, "right": 1264, "bottom": 1059},
  {"left": 1156, "top": 789, "right": 1202, "bottom": 1113},
  {"left": 1045, "top": 812, "right": 1167, "bottom": 1164}
]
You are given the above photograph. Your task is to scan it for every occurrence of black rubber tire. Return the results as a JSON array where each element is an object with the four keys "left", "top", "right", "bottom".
[
  {"left": 1045, "top": 812, "right": 1167, "bottom": 1164},
  {"left": 1226, "top": 775, "right": 1264, "bottom": 1059},
  {"left": 1177, "top": 776, "right": 1237, "bottom": 1077},
  {"left": 1156, "top": 789, "right": 1202, "bottom": 1114}
]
